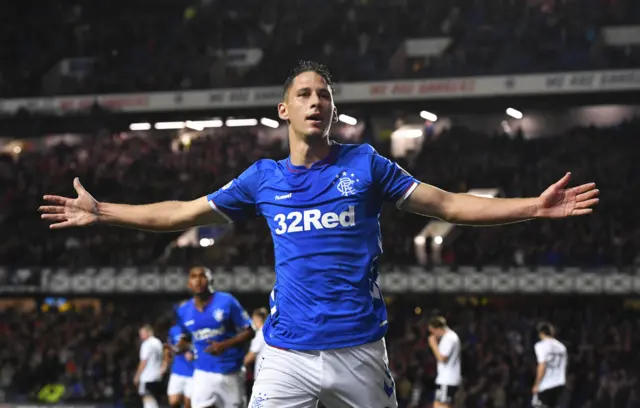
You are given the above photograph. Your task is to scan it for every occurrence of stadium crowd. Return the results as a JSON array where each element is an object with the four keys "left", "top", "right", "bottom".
[
  {"left": 1, "top": 119, "right": 639, "bottom": 268},
  {"left": 1, "top": 0, "right": 639, "bottom": 97},
  {"left": 0, "top": 298, "right": 638, "bottom": 408}
]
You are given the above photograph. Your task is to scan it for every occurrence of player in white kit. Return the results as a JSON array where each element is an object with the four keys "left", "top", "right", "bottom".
[
  {"left": 532, "top": 322, "right": 567, "bottom": 408},
  {"left": 244, "top": 307, "right": 268, "bottom": 378},
  {"left": 427, "top": 316, "right": 462, "bottom": 408},
  {"left": 135, "top": 325, "right": 164, "bottom": 408}
]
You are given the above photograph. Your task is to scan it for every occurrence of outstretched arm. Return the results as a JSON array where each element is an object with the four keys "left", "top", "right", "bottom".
[
  {"left": 401, "top": 172, "right": 599, "bottom": 225},
  {"left": 95, "top": 197, "right": 224, "bottom": 231},
  {"left": 40, "top": 178, "right": 228, "bottom": 231}
]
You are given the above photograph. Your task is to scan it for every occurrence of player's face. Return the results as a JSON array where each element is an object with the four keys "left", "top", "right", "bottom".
[
  {"left": 138, "top": 328, "right": 147, "bottom": 341},
  {"left": 428, "top": 326, "right": 444, "bottom": 337},
  {"left": 278, "top": 71, "right": 337, "bottom": 139},
  {"left": 252, "top": 315, "right": 264, "bottom": 328},
  {"left": 188, "top": 267, "right": 209, "bottom": 294}
]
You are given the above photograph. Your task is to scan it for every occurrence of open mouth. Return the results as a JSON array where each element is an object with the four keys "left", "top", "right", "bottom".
[{"left": 306, "top": 113, "right": 323, "bottom": 122}]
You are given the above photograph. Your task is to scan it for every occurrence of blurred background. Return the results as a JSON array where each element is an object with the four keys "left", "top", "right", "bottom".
[{"left": 1, "top": 0, "right": 640, "bottom": 407}]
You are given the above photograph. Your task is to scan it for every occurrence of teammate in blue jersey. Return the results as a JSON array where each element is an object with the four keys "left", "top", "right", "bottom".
[
  {"left": 170, "top": 266, "right": 254, "bottom": 408},
  {"left": 162, "top": 306, "right": 195, "bottom": 408},
  {"left": 41, "top": 60, "right": 599, "bottom": 407}
]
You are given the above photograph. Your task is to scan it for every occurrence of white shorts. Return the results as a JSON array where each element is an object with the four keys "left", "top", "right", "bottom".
[
  {"left": 167, "top": 373, "right": 193, "bottom": 398},
  {"left": 248, "top": 338, "right": 397, "bottom": 408},
  {"left": 190, "top": 369, "right": 245, "bottom": 408}
]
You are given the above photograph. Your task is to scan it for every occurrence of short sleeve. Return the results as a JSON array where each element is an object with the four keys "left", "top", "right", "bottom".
[
  {"left": 140, "top": 342, "right": 149, "bottom": 360},
  {"left": 534, "top": 343, "right": 546, "bottom": 363},
  {"left": 369, "top": 146, "right": 418, "bottom": 207},
  {"left": 228, "top": 296, "right": 253, "bottom": 331},
  {"left": 438, "top": 334, "right": 455, "bottom": 358},
  {"left": 249, "top": 331, "right": 265, "bottom": 353},
  {"left": 206, "top": 162, "right": 262, "bottom": 222}
]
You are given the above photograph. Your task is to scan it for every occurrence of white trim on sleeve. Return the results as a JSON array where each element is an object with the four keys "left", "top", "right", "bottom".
[
  {"left": 396, "top": 181, "right": 419, "bottom": 209},
  {"left": 207, "top": 200, "right": 234, "bottom": 224}
]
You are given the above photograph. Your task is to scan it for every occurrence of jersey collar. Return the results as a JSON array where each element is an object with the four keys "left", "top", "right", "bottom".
[
  {"left": 193, "top": 292, "right": 215, "bottom": 312},
  {"left": 286, "top": 142, "right": 339, "bottom": 173}
]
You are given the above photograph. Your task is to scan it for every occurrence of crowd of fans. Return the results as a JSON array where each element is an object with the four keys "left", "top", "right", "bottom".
[
  {"left": 0, "top": 129, "right": 282, "bottom": 267},
  {"left": 0, "top": 300, "right": 169, "bottom": 406},
  {"left": 3, "top": 118, "right": 639, "bottom": 268},
  {"left": 1, "top": 0, "right": 639, "bottom": 97},
  {"left": 1, "top": 298, "right": 638, "bottom": 408},
  {"left": 402, "top": 119, "right": 640, "bottom": 268}
]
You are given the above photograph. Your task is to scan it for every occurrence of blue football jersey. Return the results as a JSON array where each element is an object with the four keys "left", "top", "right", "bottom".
[
  {"left": 176, "top": 292, "right": 253, "bottom": 374},
  {"left": 167, "top": 325, "right": 194, "bottom": 377},
  {"left": 207, "top": 143, "right": 418, "bottom": 350}
]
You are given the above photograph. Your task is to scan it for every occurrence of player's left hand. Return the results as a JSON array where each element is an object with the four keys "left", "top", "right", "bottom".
[
  {"left": 205, "top": 340, "right": 227, "bottom": 355},
  {"left": 532, "top": 385, "right": 539, "bottom": 394},
  {"left": 535, "top": 172, "right": 599, "bottom": 218}
]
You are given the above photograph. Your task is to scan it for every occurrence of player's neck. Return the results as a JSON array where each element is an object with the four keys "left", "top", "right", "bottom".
[
  {"left": 193, "top": 291, "right": 213, "bottom": 310},
  {"left": 288, "top": 134, "right": 332, "bottom": 168}
]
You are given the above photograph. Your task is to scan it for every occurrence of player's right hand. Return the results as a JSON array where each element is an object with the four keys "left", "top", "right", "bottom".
[{"left": 39, "top": 178, "right": 99, "bottom": 229}]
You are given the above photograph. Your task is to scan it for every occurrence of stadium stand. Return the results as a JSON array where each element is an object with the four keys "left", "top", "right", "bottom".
[{"left": 1, "top": 0, "right": 639, "bottom": 96}]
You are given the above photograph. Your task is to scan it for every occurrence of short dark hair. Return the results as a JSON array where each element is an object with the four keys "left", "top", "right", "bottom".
[
  {"left": 428, "top": 316, "right": 447, "bottom": 329},
  {"left": 537, "top": 322, "right": 555, "bottom": 336},
  {"left": 252, "top": 307, "right": 268, "bottom": 321},
  {"left": 283, "top": 60, "right": 334, "bottom": 98}
]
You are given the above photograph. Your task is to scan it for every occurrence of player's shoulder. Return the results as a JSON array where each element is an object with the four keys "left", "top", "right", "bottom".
[
  {"left": 336, "top": 142, "right": 378, "bottom": 158},
  {"left": 445, "top": 329, "right": 460, "bottom": 342},
  {"left": 332, "top": 143, "right": 385, "bottom": 174},
  {"left": 236, "top": 159, "right": 278, "bottom": 183},
  {"left": 250, "top": 158, "right": 278, "bottom": 172},
  {"left": 553, "top": 338, "right": 567, "bottom": 350},
  {"left": 176, "top": 299, "right": 193, "bottom": 313},
  {"left": 214, "top": 291, "right": 239, "bottom": 305},
  {"left": 143, "top": 336, "right": 161, "bottom": 348},
  {"left": 175, "top": 299, "right": 196, "bottom": 320},
  {"left": 534, "top": 339, "right": 548, "bottom": 350}
]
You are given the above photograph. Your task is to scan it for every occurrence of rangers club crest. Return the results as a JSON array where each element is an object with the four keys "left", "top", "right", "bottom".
[
  {"left": 213, "top": 308, "right": 225, "bottom": 322},
  {"left": 336, "top": 171, "right": 359, "bottom": 197}
]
